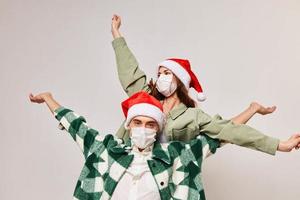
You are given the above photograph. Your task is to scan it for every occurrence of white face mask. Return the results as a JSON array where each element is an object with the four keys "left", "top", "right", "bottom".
[
  {"left": 156, "top": 74, "right": 177, "bottom": 97},
  {"left": 130, "top": 127, "right": 157, "bottom": 149}
]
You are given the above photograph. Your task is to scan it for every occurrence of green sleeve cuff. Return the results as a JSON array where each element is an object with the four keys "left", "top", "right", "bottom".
[
  {"left": 264, "top": 137, "right": 280, "bottom": 156},
  {"left": 112, "top": 37, "right": 127, "bottom": 49},
  {"left": 53, "top": 106, "right": 65, "bottom": 115},
  {"left": 53, "top": 106, "right": 70, "bottom": 131}
]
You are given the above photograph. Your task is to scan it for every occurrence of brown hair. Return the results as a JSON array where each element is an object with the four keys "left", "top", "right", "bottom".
[{"left": 148, "top": 75, "right": 196, "bottom": 108}]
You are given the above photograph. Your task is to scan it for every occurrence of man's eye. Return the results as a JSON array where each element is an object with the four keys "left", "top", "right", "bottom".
[{"left": 147, "top": 124, "right": 154, "bottom": 128}]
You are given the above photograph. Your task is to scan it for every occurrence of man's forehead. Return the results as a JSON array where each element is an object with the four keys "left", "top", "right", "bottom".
[{"left": 132, "top": 115, "right": 157, "bottom": 123}]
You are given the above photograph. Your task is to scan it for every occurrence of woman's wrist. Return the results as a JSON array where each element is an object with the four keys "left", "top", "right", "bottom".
[
  {"left": 278, "top": 141, "right": 288, "bottom": 152},
  {"left": 278, "top": 140, "right": 296, "bottom": 152},
  {"left": 249, "top": 102, "right": 260, "bottom": 113},
  {"left": 111, "top": 29, "right": 122, "bottom": 39}
]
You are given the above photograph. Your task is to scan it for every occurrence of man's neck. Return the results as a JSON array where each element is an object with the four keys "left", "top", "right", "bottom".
[{"left": 132, "top": 144, "right": 154, "bottom": 154}]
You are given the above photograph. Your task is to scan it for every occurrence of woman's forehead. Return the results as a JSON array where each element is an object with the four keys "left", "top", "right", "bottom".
[{"left": 158, "top": 66, "right": 172, "bottom": 73}]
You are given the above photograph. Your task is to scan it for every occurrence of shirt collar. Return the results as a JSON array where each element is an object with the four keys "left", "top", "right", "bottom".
[
  {"left": 151, "top": 141, "right": 172, "bottom": 165},
  {"left": 169, "top": 103, "right": 188, "bottom": 120},
  {"left": 109, "top": 138, "right": 132, "bottom": 154}
]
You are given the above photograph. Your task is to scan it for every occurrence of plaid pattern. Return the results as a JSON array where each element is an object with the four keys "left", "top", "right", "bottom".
[{"left": 54, "top": 106, "right": 220, "bottom": 200}]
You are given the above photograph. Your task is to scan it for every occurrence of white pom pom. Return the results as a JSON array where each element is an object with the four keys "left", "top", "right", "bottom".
[{"left": 197, "top": 92, "right": 206, "bottom": 101}]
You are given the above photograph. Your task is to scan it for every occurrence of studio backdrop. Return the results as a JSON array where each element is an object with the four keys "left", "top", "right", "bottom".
[{"left": 1, "top": 0, "right": 299, "bottom": 199}]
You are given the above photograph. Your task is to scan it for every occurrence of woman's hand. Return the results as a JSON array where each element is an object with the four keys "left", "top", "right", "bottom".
[
  {"left": 29, "top": 92, "right": 61, "bottom": 113},
  {"left": 250, "top": 102, "right": 276, "bottom": 115},
  {"left": 111, "top": 14, "right": 121, "bottom": 30},
  {"left": 278, "top": 134, "right": 300, "bottom": 152},
  {"left": 231, "top": 102, "right": 276, "bottom": 124},
  {"left": 111, "top": 14, "right": 122, "bottom": 39},
  {"left": 29, "top": 92, "right": 52, "bottom": 104}
]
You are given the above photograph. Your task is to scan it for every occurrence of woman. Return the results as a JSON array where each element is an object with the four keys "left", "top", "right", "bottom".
[{"left": 110, "top": 14, "right": 298, "bottom": 155}]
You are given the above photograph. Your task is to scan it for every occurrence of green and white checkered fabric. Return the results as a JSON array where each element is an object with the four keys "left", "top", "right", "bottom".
[{"left": 54, "top": 106, "right": 220, "bottom": 200}]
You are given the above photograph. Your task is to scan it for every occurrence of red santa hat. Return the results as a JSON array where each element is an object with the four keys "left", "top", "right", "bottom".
[
  {"left": 157, "top": 58, "right": 206, "bottom": 101},
  {"left": 121, "top": 91, "right": 165, "bottom": 131}
]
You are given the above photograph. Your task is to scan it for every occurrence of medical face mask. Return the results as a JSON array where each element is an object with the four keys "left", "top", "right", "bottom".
[
  {"left": 130, "top": 127, "right": 157, "bottom": 149},
  {"left": 156, "top": 74, "right": 177, "bottom": 97}
]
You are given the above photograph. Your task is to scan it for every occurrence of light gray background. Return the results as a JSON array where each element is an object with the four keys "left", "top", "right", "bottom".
[{"left": 1, "top": 0, "right": 300, "bottom": 199}]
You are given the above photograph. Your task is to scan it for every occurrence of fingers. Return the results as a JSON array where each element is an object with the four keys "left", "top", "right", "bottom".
[
  {"left": 29, "top": 93, "right": 41, "bottom": 103},
  {"left": 291, "top": 133, "right": 300, "bottom": 139},
  {"left": 290, "top": 136, "right": 300, "bottom": 150},
  {"left": 29, "top": 93, "right": 35, "bottom": 101},
  {"left": 262, "top": 106, "right": 276, "bottom": 115},
  {"left": 112, "top": 14, "right": 121, "bottom": 21},
  {"left": 267, "top": 106, "right": 276, "bottom": 112}
]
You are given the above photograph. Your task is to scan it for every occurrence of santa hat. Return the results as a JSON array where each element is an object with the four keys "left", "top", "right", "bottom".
[
  {"left": 157, "top": 58, "right": 206, "bottom": 101},
  {"left": 121, "top": 91, "right": 165, "bottom": 131}
]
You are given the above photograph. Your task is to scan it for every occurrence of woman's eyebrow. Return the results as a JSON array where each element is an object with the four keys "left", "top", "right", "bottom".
[{"left": 159, "top": 69, "right": 170, "bottom": 74}]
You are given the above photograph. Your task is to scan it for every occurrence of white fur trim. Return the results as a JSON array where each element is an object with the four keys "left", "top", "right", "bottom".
[
  {"left": 124, "top": 103, "right": 164, "bottom": 131},
  {"left": 158, "top": 60, "right": 191, "bottom": 89},
  {"left": 197, "top": 92, "right": 206, "bottom": 101}
]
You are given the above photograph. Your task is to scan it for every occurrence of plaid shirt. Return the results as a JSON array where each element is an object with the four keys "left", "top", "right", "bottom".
[{"left": 53, "top": 106, "right": 221, "bottom": 200}]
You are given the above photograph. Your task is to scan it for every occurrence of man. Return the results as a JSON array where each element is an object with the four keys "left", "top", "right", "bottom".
[
  {"left": 29, "top": 91, "right": 222, "bottom": 199},
  {"left": 29, "top": 91, "right": 300, "bottom": 200}
]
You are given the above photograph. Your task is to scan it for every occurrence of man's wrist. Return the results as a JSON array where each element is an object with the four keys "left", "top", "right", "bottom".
[{"left": 43, "top": 93, "right": 53, "bottom": 101}]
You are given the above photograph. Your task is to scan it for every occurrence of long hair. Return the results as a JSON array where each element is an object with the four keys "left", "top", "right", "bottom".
[{"left": 148, "top": 75, "right": 196, "bottom": 108}]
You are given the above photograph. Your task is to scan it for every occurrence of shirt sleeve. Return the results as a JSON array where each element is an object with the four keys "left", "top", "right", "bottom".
[
  {"left": 197, "top": 134, "right": 221, "bottom": 159},
  {"left": 112, "top": 37, "right": 151, "bottom": 96},
  {"left": 196, "top": 109, "right": 280, "bottom": 156},
  {"left": 53, "top": 106, "right": 120, "bottom": 159},
  {"left": 187, "top": 134, "right": 221, "bottom": 167}
]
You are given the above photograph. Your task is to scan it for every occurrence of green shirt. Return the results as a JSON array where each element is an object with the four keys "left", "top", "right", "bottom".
[{"left": 112, "top": 37, "right": 280, "bottom": 156}]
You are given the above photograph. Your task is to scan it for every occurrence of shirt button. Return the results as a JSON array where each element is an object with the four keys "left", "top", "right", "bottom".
[{"left": 160, "top": 181, "right": 164, "bottom": 186}]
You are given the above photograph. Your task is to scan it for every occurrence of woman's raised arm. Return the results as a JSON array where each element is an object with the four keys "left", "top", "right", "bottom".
[{"left": 111, "top": 14, "right": 150, "bottom": 96}]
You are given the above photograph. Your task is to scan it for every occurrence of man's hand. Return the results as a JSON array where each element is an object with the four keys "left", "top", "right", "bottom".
[
  {"left": 29, "top": 92, "right": 52, "bottom": 104},
  {"left": 29, "top": 92, "right": 61, "bottom": 113}
]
